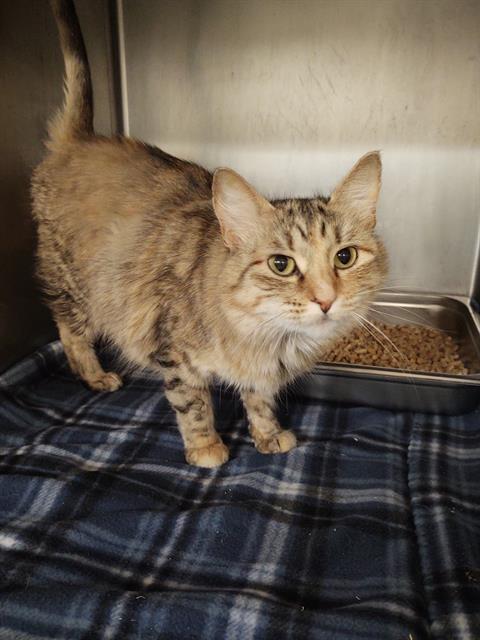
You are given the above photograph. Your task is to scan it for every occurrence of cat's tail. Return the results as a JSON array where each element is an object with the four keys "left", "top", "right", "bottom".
[{"left": 47, "top": 0, "right": 94, "bottom": 149}]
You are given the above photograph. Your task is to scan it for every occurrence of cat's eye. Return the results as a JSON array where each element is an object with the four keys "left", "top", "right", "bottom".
[
  {"left": 334, "top": 247, "right": 358, "bottom": 269},
  {"left": 268, "top": 255, "right": 297, "bottom": 276}
]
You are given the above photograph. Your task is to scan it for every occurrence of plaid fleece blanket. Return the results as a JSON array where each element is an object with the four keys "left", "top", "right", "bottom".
[{"left": 0, "top": 342, "right": 478, "bottom": 640}]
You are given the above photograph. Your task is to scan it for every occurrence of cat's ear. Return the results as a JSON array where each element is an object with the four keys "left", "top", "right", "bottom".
[
  {"left": 212, "top": 168, "right": 275, "bottom": 249},
  {"left": 329, "top": 151, "right": 382, "bottom": 227}
]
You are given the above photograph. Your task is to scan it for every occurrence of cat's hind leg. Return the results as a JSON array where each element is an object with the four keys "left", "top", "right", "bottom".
[{"left": 58, "top": 322, "right": 122, "bottom": 392}]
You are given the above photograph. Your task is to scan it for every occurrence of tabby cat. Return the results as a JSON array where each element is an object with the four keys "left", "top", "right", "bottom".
[{"left": 32, "top": 0, "right": 387, "bottom": 467}]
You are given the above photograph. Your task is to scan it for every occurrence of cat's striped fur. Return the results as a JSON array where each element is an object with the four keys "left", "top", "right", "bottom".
[{"left": 31, "top": 0, "right": 387, "bottom": 467}]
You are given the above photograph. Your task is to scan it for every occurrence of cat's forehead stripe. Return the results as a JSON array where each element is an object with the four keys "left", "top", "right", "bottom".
[
  {"left": 285, "top": 229, "right": 294, "bottom": 251},
  {"left": 269, "top": 196, "right": 354, "bottom": 254},
  {"left": 295, "top": 222, "right": 308, "bottom": 242}
]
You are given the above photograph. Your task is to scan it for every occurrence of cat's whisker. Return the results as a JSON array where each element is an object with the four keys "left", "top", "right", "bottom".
[
  {"left": 351, "top": 311, "right": 421, "bottom": 404},
  {"left": 353, "top": 312, "right": 408, "bottom": 364},
  {"left": 381, "top": 304, "right": 453, "bottom": 331},
  {"left": 355, "top": 284, "right": 425, "bottom": 296},
  {"left": 351, "top": 314, "right": 396, "bottom": 362},
  {"left": 237, "top": 312, "right": 284, "bottom": 342},
  {"left": 368, "top": 307, "right": 439, "bottom": 331},
  {"left": 230, "top": 310, "right": 293, "bottom": 362}
]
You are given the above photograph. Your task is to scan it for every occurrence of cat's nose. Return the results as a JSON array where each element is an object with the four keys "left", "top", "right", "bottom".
[{"left": 311, "top": 297, "right": 336, "bottom": 314}]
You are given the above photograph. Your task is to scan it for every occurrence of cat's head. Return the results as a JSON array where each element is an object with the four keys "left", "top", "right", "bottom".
[{"left": 212, "top": 152, "right": 387, "bottom": 340}]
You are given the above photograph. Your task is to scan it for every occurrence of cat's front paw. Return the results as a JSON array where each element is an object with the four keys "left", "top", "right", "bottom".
[
  {"left": 88, "top": 372, "right": 123, "bottom": 392},
  {"left": 186, "top": 441, "right": 229, "bottom": 468},
  {"left": 254, "top": 429, "right": 297, "bottom": 455}
]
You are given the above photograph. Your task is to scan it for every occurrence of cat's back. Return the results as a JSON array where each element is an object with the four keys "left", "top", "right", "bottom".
[
  {"left": 32, "top": 135, "right": 212, "bottom": 228},
  {"left": 32, "top": 134, "right": 214, "bottom": 290}
]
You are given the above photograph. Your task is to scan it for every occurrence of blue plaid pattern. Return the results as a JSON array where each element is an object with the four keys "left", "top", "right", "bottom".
[{"left": 0, "top": 342, "right": 478, "bottom": 639}]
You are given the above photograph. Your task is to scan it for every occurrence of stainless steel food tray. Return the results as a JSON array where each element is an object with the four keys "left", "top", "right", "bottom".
[{"left": 299, "top": 292, "right": 480, "bottom": 415}]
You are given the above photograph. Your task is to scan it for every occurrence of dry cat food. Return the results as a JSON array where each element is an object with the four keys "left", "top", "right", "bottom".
[{"left": 323, "top": 322, "right": 469, "bottom": 375}]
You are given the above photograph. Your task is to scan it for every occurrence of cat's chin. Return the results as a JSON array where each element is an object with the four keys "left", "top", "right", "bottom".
[
  {"left": 298, "top": 314, "right": 351, "bottom": 342},
  {"left": 295, "top": 313, "right": 335, "bottom": 329}
]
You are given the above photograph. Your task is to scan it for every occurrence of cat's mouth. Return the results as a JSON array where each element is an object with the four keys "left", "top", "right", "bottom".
[{"left": 282, "top": 312, "right": 336, "bottom": 332}]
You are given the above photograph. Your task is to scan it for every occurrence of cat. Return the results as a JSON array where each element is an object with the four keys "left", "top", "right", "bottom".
[{"left": 31, "top": 0, "right": 387, "bottom": 467}]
